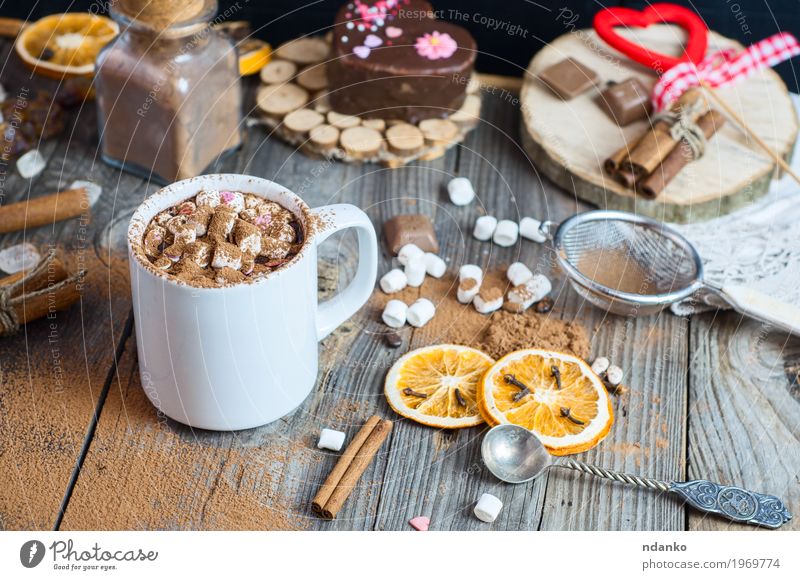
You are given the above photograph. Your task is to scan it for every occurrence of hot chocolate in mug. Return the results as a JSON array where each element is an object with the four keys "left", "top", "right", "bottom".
[{"left": 127, "top": 174, "right": 378, "bottom": 430}]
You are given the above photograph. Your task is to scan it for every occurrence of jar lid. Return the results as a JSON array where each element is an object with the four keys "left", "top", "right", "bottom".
[{"left": 112, "top": 0, "right": 216, "bottom": 31}]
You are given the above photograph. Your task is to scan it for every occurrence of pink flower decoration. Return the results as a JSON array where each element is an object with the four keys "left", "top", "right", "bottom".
[{"left": 414, "top": 31, "right": 458, "bottom": 60}]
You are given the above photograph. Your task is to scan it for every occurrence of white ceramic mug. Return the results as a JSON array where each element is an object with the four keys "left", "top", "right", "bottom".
[{"left": 127, "top": 174, "right": 378, "bottom": 430}]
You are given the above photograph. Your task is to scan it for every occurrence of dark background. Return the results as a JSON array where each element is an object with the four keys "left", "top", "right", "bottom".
[{"left": 3, "top": 0, "right": 799, "bottom": 89}]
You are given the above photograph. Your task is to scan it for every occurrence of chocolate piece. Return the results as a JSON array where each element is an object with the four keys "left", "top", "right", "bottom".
[
  {"left": 327, "top": 0, "right": 477, "bottom": 123},
  {"left": 597, "top": 78, "right": 652, "bottom": 126},
  {"left": 534, "top": 297, "right": 554, "bottom": 314},
  {"left": 383, "top": 214, "right": 439, "bottom": 254},
  {"left": 539, "top": 58, "right": 599, "bottom": 100},
  {"left": 384, "top": 331, "right": 403, "bottom": 348}
]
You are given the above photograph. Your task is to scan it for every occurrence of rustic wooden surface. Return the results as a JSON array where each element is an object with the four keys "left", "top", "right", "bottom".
[
  {"left": 1, "top": 41, "right": 798, "bottom": 531},
  {"left": 521, "top": 27, "right": 798, "bottom": 224}
]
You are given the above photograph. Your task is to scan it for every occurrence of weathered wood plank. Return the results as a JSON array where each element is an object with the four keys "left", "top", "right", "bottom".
[
  {"left": 0, "top": 44, "right": 151, "bottom": 529},
  {"left": 688, "top": 313, "right": 800, "bottom": 530}
]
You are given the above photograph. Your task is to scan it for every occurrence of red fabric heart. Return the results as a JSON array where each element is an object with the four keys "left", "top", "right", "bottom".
[{"left": 593, "top": 3, "right": 708, "bottom": 73}]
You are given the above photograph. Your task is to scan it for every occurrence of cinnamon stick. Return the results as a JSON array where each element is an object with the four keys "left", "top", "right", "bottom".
[
  {"left": 12, "top": 278, "right": 81, "bottom": 325},
  {"left": 0, "top": 188, "right": 90, "bottom": 234},
  {"left": 311, "top": 415, "right": 393, "bottom": 519},
  {"left": 640, "top": 110, "right": 726, "bottom": 199},
  {"left": 623, "top": 88, "right": 708, "bottom": 177},
  {"left": 0, "top": 257, "right": 67, "bottom": 291},
  {"left": 604, "top": 132, "right": 646, "bottom": 175}
]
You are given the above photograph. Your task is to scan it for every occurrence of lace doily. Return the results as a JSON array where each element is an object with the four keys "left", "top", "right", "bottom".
[{"left": 671, "top": 95, "right": 800, "bottom": 315}]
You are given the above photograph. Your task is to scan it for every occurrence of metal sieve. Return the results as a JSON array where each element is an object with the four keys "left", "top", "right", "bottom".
[{"left": 540, "top": 210, "right": 800, "bottom": 335}]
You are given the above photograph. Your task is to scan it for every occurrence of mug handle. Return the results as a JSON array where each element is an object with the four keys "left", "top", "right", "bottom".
[{"left": 311, "top": 204, "right": 378, "bottom": 341}]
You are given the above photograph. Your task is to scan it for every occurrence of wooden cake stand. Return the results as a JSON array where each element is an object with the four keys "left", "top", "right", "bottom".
[
  {"left": 255, "top": 36, "right": 481, "bottom": 168},
  {"left": 521, "top": 26, "right": 798, "bottom": 223}
]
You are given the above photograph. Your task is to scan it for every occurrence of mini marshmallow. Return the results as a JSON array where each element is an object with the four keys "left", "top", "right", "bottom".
[
  {"left": 143, "top": 226, "right": 166, "bottom": 258},
  {"left": 317, "top": 428, "right": 346, "bottom": 451},
  {"left": 606, "top": 365, "right": 624, "bottom": 386},
  {"left": 405, "top": 258, "right": 427, "bottom": 288},
  {"left": 380, "top": 268, "right": 407, "bottom": 294},
  {"left": 519, "top": 217, "right": 547, "bottom": 243},
  {"left": 211, "top": 241, "right": 242, "bottom": 270},
  {"left": 507, "top": 262, "right": 533, "bottom": 286},
  {"left": 397, "top": 243, "right": 425, "bottom": 266},
  {"left": 234, "top": 220, "right": 262, "bottom": 256},
  {"left": 591, "top": 357, "right": 610, "bottom": 376},
  {"left": 507, "top": 274, "right": 552, "bottom": 310},
  {"left": 493, "top": 219, "right": 519, "bottom": 247},
  {"left": 424, "top": 253, "right": 446, "bottom": 278},
  {"left": 457, "top": 278, "right": 480, "bottom": 304},
  {"left": 473, "top": 215, "right": 497, "bottom": 241},
  {"left": 474, "top": 493, "right": 503, "bottom": 523},
  {"left": 407, "top": 298, "right": 435, "bottom": 328},
  {"left": 447, "top": 176, "right": 475, "bottom": 205},
  {"left": 473, "top": 287, "right": 504, "bottom": 314},
  {"left": 382, "top": 299, "right": 408, "bottom": 328},
  {"left": 219, "top": 190, "right": 245, "bottom": 213},
  {"left": 196, "top": 189, "right": 221, "bottom": 208},
  {"left": 172, "top": 223, "right": 196, "bottom": 245},
  {"left": 459, "top": 264, "right": 483, "bottom": 284}
]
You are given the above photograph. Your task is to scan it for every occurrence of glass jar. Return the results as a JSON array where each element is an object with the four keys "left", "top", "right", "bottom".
[{"left": 95, "top": 1, "right": 242, "bottom": 184}]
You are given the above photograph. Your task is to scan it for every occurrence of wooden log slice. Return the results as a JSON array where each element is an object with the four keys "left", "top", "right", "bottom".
[
  {"left": 327, "top": 111, "right": 361, "bottom": 129},
  {"left": 257, "top": 83, "right": 309, "bottom": 118},
  {"left": 385, "top": 123, "right": 425, "bottom": 157},
  {"left": 418, "top": 118, "right": 459, "bottom": 146},
  {"left": 284, "top": 108, "right": 325, "bottom": 136},
  {"left": 520, "top": 27, "right": 798, "bottom": 223},
  {"left": 296, "top": 63, "right": 328, "bottom": 91},
  {"left": 362, "top": 118, "right": 386, "bottom": 132},
  {"left": 309, "top": 124, "right": 340, "bottom": 152},
  {"left": 259, "top": 59, "right": 298, "bottom": 84},
  {"left": 274, "top": 37, "right": 330, "bottom": 64},
  {"left": 339, "top": 126, "right": 383, "bottom": 159}
]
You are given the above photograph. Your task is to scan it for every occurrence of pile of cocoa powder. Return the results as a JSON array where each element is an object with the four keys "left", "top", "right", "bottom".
[{"left": 372, "top": 268, "right": 591, "bottom": 360}]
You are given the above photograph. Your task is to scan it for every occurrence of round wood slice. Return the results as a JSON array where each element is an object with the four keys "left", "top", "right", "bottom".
[
  {"left": 340, "top": 126, "right": 383, "bottom": 159},
  {"left": 259, "top": 59, "right": 298, "bottom": 84},
  {"left": 362, "top": 118, "right": 386, "bottom": 132},
  {"left": 520, "top": 27, "right": 798, "bottom": 223},
  {"left": 385, "top": 123, "right": 425, "bottom": 156},
  {"left": 284, "top": 108, "right": 325, "bottom": 135},
  {"left": 310, "top": 124, "right": 340, "bottom": 150},
  {"left": 327, "top": 111, "right": 361, "bottom": 129},
  {"left": 274, "top": 37, "right": 330, "bottom": 64},
  {"left": 296, "top": 63, "right": 328, "bottom": 91},
  {"left": 257, "top": 83, "right": 309, "bottom": 117},
  {"left": 419, "top": 118, "right": 459, "bottom": 146}
]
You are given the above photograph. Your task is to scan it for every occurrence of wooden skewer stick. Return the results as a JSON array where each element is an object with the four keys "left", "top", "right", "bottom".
[{"left": 699, "top": 81, "right": 800, "bottom": 186}]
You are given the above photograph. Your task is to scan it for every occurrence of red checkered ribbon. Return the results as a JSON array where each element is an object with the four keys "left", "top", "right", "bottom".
[{"left": 652, "top": 32, "right": 800, "bottom": 111}]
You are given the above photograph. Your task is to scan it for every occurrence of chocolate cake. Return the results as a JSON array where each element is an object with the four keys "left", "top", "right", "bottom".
[{"left": 327, "top": 0, "right": 476, "bottom": 123}]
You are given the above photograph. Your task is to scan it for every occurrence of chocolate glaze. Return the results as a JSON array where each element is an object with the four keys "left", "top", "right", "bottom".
[{"left": 328, "top": 0, "right": 476, "bottom": 123}]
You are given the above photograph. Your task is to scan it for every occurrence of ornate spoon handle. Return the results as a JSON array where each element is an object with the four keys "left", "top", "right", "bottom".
[{"left": 555, "top": 459, "right": 792, "bottom": 529}]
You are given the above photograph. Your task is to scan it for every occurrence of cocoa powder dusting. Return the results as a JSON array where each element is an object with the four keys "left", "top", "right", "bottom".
[{"left": 372, "top": 268, "right": 590, "bottom": 360}]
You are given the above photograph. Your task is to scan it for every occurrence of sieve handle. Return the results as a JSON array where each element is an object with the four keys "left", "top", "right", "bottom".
[{"left": 715, "top": 284, "right": 800, "bottom": 336}]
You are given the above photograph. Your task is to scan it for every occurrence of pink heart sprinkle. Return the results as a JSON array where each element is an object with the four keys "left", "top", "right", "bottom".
[
  {"left": 364, "top": 34, "right": 382, "bottom": 48},
  {"left": 408, "top": 516, "right": 430, "bottom": 531},
  {"left": 386, "top": 26, "right": 402, "bottom": 38},
  {"left": 353, "top": 45, "right": 371, "bottom": 59}
]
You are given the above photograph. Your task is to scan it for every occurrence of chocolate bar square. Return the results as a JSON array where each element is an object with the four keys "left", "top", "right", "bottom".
[
  {"left": 597, "top": 77, "right": 653, "bottom": 126},
  {"left": 539, "top": 58, "right": 599, "bottom": 100},
  {"left": 383, "top": 214, "right": 439, "bottom": 254}
]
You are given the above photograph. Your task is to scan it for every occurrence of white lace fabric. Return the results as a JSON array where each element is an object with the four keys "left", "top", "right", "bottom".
[{"left": 670, "top": 95, "right": 800, "bottom": 315}]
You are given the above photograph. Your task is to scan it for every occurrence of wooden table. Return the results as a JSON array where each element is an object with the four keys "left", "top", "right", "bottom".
[{"left": 1, "top": 42, "right": 798, "bottom": 531}]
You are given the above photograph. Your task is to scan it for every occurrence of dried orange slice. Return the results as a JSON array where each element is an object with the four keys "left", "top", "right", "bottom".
[
  {"left": 385, "top": 345, "right": 494, "bottom": 429},
  {"left": 478, "top": 349, "right": 613, "bottom": 455},
  {"left": 237, "top": 38, "right": 271, "bottom": 76},
  {"left": 15, "top": 13, "right": 118, "bottom": 78}
]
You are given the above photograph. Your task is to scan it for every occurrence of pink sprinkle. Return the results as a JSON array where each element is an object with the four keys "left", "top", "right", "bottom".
[
  {"left": 255, "top": 214, "right": 272, "bottom": 228},
  {"left": 408, "top": 516, "right": 429, "bottom": 531},
  {"left": 220, "top": 191, "right": 235, "bottom": 203}
]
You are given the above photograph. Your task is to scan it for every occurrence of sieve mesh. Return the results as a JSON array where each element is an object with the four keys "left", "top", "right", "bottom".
[{"left": 552, "top": 212, "right": 704, "bottom": 316}]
